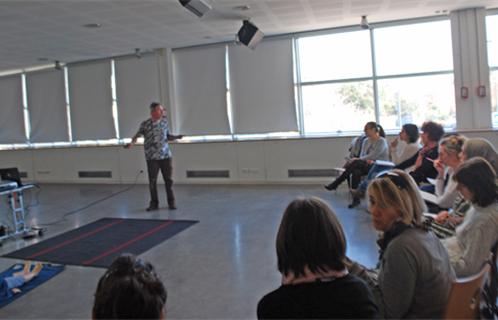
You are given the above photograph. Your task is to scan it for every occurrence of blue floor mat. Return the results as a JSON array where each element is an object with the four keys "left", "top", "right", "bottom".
[{"left": 0, "top": 263, "right": 65, "bottom": 308}]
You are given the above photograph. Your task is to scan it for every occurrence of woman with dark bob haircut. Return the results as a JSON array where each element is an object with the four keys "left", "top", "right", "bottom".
[
  {"left": 93, "top": 254, "right": 167, "bottom": 319},
  {"left": 442, "top": 157, "right": 498, "bottom": 277},
  {"left": 395, "top": 121, "right": 445, "bottom": 185},
  {"left": 257, "top": 197, "right": 378, "bottom": 319}
]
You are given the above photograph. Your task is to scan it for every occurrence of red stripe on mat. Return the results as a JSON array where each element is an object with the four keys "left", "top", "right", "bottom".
[
  {"left": 27, "top": 219, "right": 124, "bottom": 259},
  {"left": 82, "top": 220, "right": 174, "bottom": 265}
]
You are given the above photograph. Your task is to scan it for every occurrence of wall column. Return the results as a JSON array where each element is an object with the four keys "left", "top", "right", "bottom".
[{"left": 451, "top": 7, "right": 492, "bottom": 129}]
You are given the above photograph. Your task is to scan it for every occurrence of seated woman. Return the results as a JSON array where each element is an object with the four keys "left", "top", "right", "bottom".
[
  {"left": 348, "top": 133, "right": 367, "bottom": 159},
  {"left": 460, "top": 137, "right": 498, "bottom": 172},
  {"left": 431, "top": 137, "right": 498, "bottom": 237},
  {"left": 441, "top": 157, "right": 498, "bottom": 277},
  {"left": 350, "top": 123, "right": 420, "bottom": 208},
  {"left": 425, "top": 134, "right": 466, "bottom": 212},
  {"left": 348, "top": 170, "right": 454, "bottom": 318},
  {"left": 325, "top": 122, "right": 388, "bottom": 192},
  {"left": 390, "top": 124, "right": 421, "bottom": 165},
  {"left": 395, "top": 121, "right": 445, "bottom": 185},
  {"left": 93, "top": 254, "right": 167, "bottom": 319},
  {"left": 257, "top": 197, "right": 379, "bottom": 319}
]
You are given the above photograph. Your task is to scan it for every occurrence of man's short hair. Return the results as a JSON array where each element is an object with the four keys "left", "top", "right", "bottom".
[
  {"left": 276, "top": 197, "right": 346, "bottom": 278},
  {"left": 150, "top": 102, "right": 161, "bottom": 110},
  {"left": 93, "top": 254, "right": 167, "bottom": 319}
]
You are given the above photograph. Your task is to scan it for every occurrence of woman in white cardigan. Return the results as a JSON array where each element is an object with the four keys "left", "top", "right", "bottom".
[
  {"left": 389, "top": 124, "right": 420, "bottom": 165},
  {"left": 442, "top": 157, "right": 498, "bottom": 277}
]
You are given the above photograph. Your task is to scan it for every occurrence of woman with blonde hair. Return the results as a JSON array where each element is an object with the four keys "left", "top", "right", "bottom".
[
  {"left": 257, "top": 197, "right": 378, "bottom": 319},
  {"left": 428, "top": 134, "right": 466, "bottom": 211},
  {"left": 349, "top": 170, "right": 454, "bottom": 318}
]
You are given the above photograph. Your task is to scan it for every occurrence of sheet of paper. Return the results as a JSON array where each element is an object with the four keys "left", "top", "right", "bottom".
[
  {"left": 426, "top": 178, "right": 437, "bottom": 185},
  {"left": 423, "top": 212, "right": 438, "bottom": 219},
  {"left": 375, "top": 160, "right": 395, "bottom": 167},
  {"left": 420, "top": 190, "right": 438, "bottom": 204}
]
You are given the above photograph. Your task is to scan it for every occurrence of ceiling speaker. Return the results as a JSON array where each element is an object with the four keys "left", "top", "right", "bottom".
[
  {"left": 237, "top": 20, "right": 264, "bottom": 49},
  {"left": 179, "top": 0, "right": 212, "bottom": 18}
]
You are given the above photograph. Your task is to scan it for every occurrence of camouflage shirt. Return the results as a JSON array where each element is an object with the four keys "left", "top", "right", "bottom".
[{"left": 135, "top": 116, "right": 172, "bottom": 160}]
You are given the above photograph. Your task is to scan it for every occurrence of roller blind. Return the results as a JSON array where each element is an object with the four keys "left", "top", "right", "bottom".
[
  {"left": 172, "top": 45, "right": 230, "bottom": 135},
  {"left": 228, "top": 39, "right": 297, "bottom": 134},
  {"left": 26, "top": 69, "right": 69, "bottom": 142},
  {"left": 0, "top": 75, "right": 25, "bottom": 143},
  {"left": 68, "top": 60, "right": 115, "bottom": 140},
  {"left": 114, "top": 54, "right": 160, "bottom": 138}
]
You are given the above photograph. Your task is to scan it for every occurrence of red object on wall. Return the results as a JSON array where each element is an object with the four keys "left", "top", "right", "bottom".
[
  {"left": 460, "top": 86, "right": 469, "bottom": 99},
  {"left": 477, "top": 85, "right": 486, "bottom": 97}
]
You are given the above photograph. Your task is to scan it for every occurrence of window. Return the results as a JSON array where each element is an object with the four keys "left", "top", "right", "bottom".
[
  {"left": 487, "top": 14, "right": 498, "bottom": 127},
  {"left": 298, "top": 31, "right": 372, "bottom": 82},
  {"left": 296, "top": 19, "right": 455, "bottom": 134},
  {"left": 374, "top": 21, "right": 453, "bottom": 76},
  {"left": 301, "top": 81, "right": 375, "bottom": 134},
  {"left": 297, "top": 30, "right": 373, "bottom": 134},
  {"left": 374, "top": 20, "right": 455, "bottom": 130},
  {"left": 377, "top": 74, "right": 455, "bottom": 129}
]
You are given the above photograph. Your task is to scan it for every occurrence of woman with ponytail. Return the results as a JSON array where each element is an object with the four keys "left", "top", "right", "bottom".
[{"left": 325, "top": 122, "right": 389, "bottom": 195}]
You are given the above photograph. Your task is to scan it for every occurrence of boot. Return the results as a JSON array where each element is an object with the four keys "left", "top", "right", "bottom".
[
  {"left": 324, "top": 175, "right": 346, "bottom": 191},
  {"left": 348, "top": 196, "right": 361, "bottom": 208},
  {"left": 348, "top": 190, "right": 365, "bottom": 209}
]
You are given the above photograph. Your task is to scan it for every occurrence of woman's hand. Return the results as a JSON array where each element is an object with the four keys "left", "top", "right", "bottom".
[
  {"left": 433, "top": 159, "right": 445, "bottom": 178},
  {"left": 434, "top": 210, "right": 449, "bottom": 224},
  {"left": 447, "top": 215, "right": 463, "bottom": 226}
]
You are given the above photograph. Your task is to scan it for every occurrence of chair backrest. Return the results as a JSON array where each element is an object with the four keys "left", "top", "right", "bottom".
[
  {"left": 444, "top": 263, "right": 491, "bottom": 319},
  {"left": 481, "top": 241, "right": 498, "bottom": 319}
]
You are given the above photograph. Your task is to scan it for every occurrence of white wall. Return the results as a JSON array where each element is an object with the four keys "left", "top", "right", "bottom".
[{"left": 2, "top": 130, "right": 496, "bottom": 185}]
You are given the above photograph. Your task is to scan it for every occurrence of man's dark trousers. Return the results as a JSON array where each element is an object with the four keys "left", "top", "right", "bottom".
[{"left": 146, "top": 158, "right": 175, "bottom": 208}]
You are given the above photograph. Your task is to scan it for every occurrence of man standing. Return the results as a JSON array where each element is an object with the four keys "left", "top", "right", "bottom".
[{"left": 125, "top": 102, "right": 183, "bottom": 211}]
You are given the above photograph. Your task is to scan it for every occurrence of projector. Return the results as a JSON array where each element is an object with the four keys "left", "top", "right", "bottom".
[
  {"left": 179, "top": 0, "right": 212, "bottom": 18},
  {"left": 237, "top": 20, "right": 264, "bottom": 49}
]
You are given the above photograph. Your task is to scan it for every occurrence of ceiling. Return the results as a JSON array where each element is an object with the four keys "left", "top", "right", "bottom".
[{"left": 1, "top": 0, "right": 498, "bottom": 73}]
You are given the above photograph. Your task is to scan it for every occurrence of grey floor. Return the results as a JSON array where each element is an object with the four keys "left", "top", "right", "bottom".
[{"left": 0, "top": 183, "right": 379, "bottom": 319}]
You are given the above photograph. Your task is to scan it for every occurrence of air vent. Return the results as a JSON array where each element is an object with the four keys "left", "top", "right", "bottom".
[
  {"left": 288, "top": 169, "right": 338, "bottom": 178},
  {"left": 186, "top": 170, "right": 229, "bottom": 178},
  {"left": 19, "top": 171, "right": 28, "bottom": 178},
  {"left": 78, "top": 171, "right": 112, "bottom": 178}
]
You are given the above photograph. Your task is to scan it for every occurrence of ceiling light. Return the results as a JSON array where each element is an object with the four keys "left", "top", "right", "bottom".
[
  {"left": 37, "top": 57, "right": 49, "bottom": 62},
  {"left": 237, "top": 20, "right": 264, "bottom": 49},
  {"left": 179, "top": 0, "right": 212, "bottom": 18},
  {"left": 360, "top": 15, "right": 370, "bottom": 30},
  {"left": 83, "top": 23, "right": 102, "bottom": 28}
]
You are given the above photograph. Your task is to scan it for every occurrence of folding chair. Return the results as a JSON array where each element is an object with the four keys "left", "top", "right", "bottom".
[
  {"left": 444, "top": 263, "right": 491, "bottom": 319},
  {"left": 481, "top": 241, "right": 498, "bottom": 319}
]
